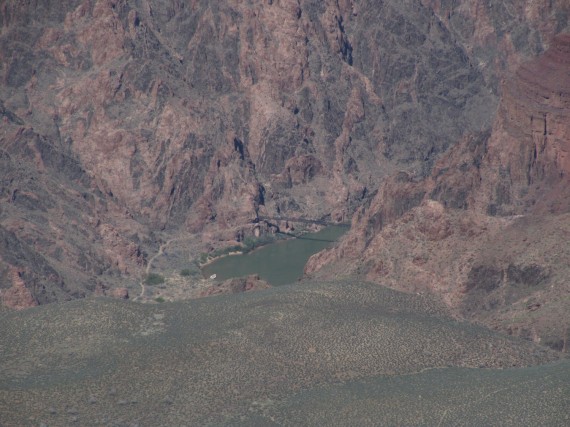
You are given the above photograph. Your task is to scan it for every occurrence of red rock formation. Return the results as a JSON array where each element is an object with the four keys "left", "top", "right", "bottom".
[
  {"left": 308, "top": 32, "right": 570, "bottom": 349},
  {"left": 0, "top": 268, "right": 38, "bottom": 310},
  {"left": 0, "top": 0, "right": 567, "bottom": 312},
  {"left": 476, "top": 34, "right": 570, "bottom": 215}
]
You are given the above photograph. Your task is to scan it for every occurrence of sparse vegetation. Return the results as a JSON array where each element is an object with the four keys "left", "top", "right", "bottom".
[
  {"left": 145, "top": 273, "right": 165, "bottom": 286},
  {"left": 1, "top": 281, "right": 567, "bottom": 426},
  {"left": 242, "top": 234, "right": 277, "bottom": 253},
  {"left": 180, "top": 269, "right": 192, "bottom": 277}
]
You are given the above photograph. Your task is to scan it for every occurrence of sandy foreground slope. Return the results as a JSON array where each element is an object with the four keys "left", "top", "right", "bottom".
[{"left": 1, "top": 280, "right": 567, "bottom": 426}]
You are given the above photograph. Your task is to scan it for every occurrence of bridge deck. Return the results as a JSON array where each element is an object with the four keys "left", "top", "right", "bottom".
[{"left": 258, "top": 216, "right": 350, "bottom": 227}]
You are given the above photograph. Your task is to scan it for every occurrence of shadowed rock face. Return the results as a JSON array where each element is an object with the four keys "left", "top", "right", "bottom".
[{"left": 0, "top": 0, "right": 499, "bottom": 304}]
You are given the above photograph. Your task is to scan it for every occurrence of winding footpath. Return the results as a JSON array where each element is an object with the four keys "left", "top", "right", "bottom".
[{"left": 134, "top": 237, "right": 180, "bottom": 302}]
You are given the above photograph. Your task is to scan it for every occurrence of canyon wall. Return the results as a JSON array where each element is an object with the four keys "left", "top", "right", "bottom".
[
  {"left": 1, "top": 0, "right": 499, "bottom": 305},
  {"left": 307, "top": 30, "right": 570, "bottom": 350}
]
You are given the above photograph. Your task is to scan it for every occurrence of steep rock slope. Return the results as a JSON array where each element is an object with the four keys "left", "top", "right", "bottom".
[
  {"left": 1, "top": 0, "right": 497, "bottom": 305},
  {"left": 307, "top": 33, "right": 570, "bottom": 350}
]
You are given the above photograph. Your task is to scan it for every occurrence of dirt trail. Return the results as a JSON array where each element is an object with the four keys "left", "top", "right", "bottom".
[{"left": 135, "top": 237, "right": 180, "bottom": 302}]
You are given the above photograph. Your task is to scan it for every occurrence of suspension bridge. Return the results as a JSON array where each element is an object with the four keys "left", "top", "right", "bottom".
[{"left": 257, "top": 216, "right": 350, "bottom": 227}]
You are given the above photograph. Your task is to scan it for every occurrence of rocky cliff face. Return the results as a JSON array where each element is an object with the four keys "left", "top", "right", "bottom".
[
  {"left": 1, "top": 0, "right": 501, "bottom": 306},
  {"left": 306, "top": 24, "right": 570, "bottom": 350}
]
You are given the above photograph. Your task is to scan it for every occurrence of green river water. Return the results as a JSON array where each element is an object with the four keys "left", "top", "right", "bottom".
[{"left": 201, "top": 226, "right": 347, "bottom": 285}]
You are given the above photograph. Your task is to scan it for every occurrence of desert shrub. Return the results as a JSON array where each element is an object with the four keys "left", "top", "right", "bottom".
[
  {"left": 242, "top": 237, "right": 255, "bottom": 252},
  {"left": 145, "top": 273, "right": 165, "bottom": 285},
  {"left": 180, "top": 269, "right": 192, "bottom": 277},
  {"left": 155, "top": 297, "right": 165, "bottom": 303}
]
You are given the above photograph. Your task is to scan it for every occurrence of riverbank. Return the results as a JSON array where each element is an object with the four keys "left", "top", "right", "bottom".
[
  {"left": 198, "top": 250, "right": 245, "bottom": 268},
  {"left": 197, "top": 230, "right": 307, "bottom": 268},
  {"left": 201, "top": 226, "right": 348, "bottom": 285}
]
